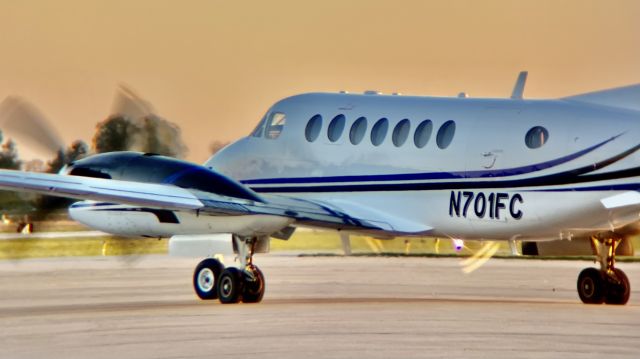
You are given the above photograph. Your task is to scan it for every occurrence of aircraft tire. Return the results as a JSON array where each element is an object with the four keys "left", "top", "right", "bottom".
[
  {"left": 604, "top": 268, "right": 630, "bottom": 305},
  {"left": 218, "top": 267, "right": 244, "bottom": 304},
  {"left": 193, "top": 258, "right": 224, "bottom": 300},
  {"left": 242, "top": 265, "right": 265, "bottom": 303},
  {"left": 577, "top": 268, "right": 606, "bottom": 304}
]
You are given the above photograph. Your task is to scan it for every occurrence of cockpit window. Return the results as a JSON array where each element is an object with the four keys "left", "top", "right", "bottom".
[
  {"left": 265, "top": 112, "right": 286, "bottom": 139},
  {"left": 250, "top": 113, "right": 267, "bottom": 138}
]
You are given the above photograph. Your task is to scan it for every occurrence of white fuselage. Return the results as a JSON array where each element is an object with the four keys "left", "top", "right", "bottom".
[{"left": 205, "top": 92, "right": 640, "bottom": 241}]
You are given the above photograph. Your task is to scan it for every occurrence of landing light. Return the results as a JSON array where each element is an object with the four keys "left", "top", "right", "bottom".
[{"left": 451, "top": 238, "right": 464, "bottom": 252}]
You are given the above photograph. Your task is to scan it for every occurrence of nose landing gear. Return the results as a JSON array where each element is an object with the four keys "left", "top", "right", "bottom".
[
  {"left": 192, "top": 236, "right": 266, "bottom": 304},
  {"left": 577, "top": 236, "right": 631, "bottom": 305}
]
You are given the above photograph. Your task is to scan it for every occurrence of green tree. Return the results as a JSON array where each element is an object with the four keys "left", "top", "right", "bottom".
[
  {"left": 46, "top": 140, "right": 88, "bottom": 173},
  {"left": 35, "top": 140, "right": 89, "bottom": 218},
  {"left": 92, "top": 116, "right": 138, "bottom": 153},
  {"left": 0, "top": 131, "right": 21, "bottom": 170},
  {"left": 92, "top": 114, "right": 187, "bottom": 158},
  {"left": 135, "top": 115, "right": 187, "bottom": 158},
  {"left": 0, "top": 130, "right": 27, "bottom": 213}
]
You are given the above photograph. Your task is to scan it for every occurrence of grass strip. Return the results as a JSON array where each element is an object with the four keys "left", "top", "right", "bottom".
[
  {"left": 1, "top": 231, "right": 639, "bottom": 261},
  {"left": 0, "top": 237, "right": 167, "bottom": 260}
]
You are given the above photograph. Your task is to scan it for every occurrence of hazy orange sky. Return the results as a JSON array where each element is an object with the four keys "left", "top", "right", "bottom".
[{"left": 0, "top": 0, "right": 639, "bottom": 163}]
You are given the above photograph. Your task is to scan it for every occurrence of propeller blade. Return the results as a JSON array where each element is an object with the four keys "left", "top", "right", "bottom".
[
  {"left": 0, "top": 96, "right": 65, "bottom": 156},
  {"left": 111, "top": 84, "right": 156, "bottom": 120}
]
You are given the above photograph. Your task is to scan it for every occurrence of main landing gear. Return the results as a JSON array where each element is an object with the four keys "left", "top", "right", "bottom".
[
  {"left": 577, "top": 236, "right": 631, "bottom": 305},
  {"left": 192, "top": 236, "right": 265, "bottom": 304}
]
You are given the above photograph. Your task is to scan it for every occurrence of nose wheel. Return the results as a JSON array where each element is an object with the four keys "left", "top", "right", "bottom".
[
  {"left": 192, "top": 236, "right": 266, "bottom": 304},
  {"left": 577, "top": 236, "right": 631, "bottom": 305}
]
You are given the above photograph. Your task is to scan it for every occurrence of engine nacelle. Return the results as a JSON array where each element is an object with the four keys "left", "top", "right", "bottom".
[
  {"left": 63, "top": 152, "right": 294, "bottom": 238},
  {"left": 62, "top": 151, "right": 262, "bottom": 202},
  {"left": 69, "top": 200, "right": 293, "bottom": 238}
]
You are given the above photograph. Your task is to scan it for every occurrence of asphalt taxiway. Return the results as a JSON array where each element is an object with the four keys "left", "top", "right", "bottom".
[{"left": 0, "top": 255, "right": 638, "bottom": 359}]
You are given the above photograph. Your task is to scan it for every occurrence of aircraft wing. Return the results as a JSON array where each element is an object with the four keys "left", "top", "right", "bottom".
[
  {"left": 254, "top": 195, "right": 433, "bottom": 236},
  {"left": 0, "top": 169, "right": 203, "bottom": 210},
  {"left": 0, "top": 169, "right": 432, "bottom": 236}
]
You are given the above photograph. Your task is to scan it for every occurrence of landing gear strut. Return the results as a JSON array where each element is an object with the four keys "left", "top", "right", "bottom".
[
  {"left": 577, "top": 236, "right": 631, "bottom": 305},
  {"left": 192, "top": 236, "right": 266, "bottom": 304}
]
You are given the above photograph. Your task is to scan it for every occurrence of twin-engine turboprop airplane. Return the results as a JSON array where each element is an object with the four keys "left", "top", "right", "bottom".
[{"left": 0, "top": 72, "right": 638, "bottom": 304}]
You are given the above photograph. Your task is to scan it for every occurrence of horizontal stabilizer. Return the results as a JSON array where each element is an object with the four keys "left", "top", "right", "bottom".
[
  {"left": 601, "top": 191, "right": 640, "bottom": 209},
  {"left": 564, "top": 83, "right": 640, "bottom": 112}
]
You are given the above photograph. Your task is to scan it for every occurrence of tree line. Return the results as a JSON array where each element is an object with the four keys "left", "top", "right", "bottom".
[{"left": 0, "top": 113, "right": 190, "bottom": 218}]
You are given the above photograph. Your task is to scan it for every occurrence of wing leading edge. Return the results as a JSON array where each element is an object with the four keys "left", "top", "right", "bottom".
[{"left": 0, "top": 169, "right": 203, "bottom": 210}]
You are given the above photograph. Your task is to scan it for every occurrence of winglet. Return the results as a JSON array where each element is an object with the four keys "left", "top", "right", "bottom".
[{"left": 510, "top": 71, "right": 528, "bottom": 100}]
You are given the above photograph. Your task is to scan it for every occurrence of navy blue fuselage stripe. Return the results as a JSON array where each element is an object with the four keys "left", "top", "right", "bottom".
[
  {"left": 241, "top": 134, "right": 622, "bottom": 185},
  {"left": 249, "top": 143, "right": 640, "bottom": 193},
  {"left": 70, "top": 202, "right": 117, "bottom": 208},
  {"left": 529, "top": 183, "right": 640, "bottom": 192},
  {"left": 93, "top": 208, "right": 180, "bottom": 223}
]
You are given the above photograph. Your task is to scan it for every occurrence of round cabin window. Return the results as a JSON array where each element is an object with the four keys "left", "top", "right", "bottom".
[
  {"left": 371, "top": 118, "right": 389, "bottom": 146},
  {"left": 525, "top": 126, "right": 549, "bottom": 149},
  {"left": 392, "top": 119, "right": 411, "bottom": 147},
  {"left": 436, "top": 120, "right": 456, "bottom": 149},
  {"left": 414, "top": 120, "right": 433, "bottom": 148},
  {"left": 305, "top": 114, "right": 323, "bottom": 142},
  {"left": 350, "top": 117, "right": 368, "bottom": 145},
  {"left": 327, "top": 114, "right": 346, "bottom": 142}
]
